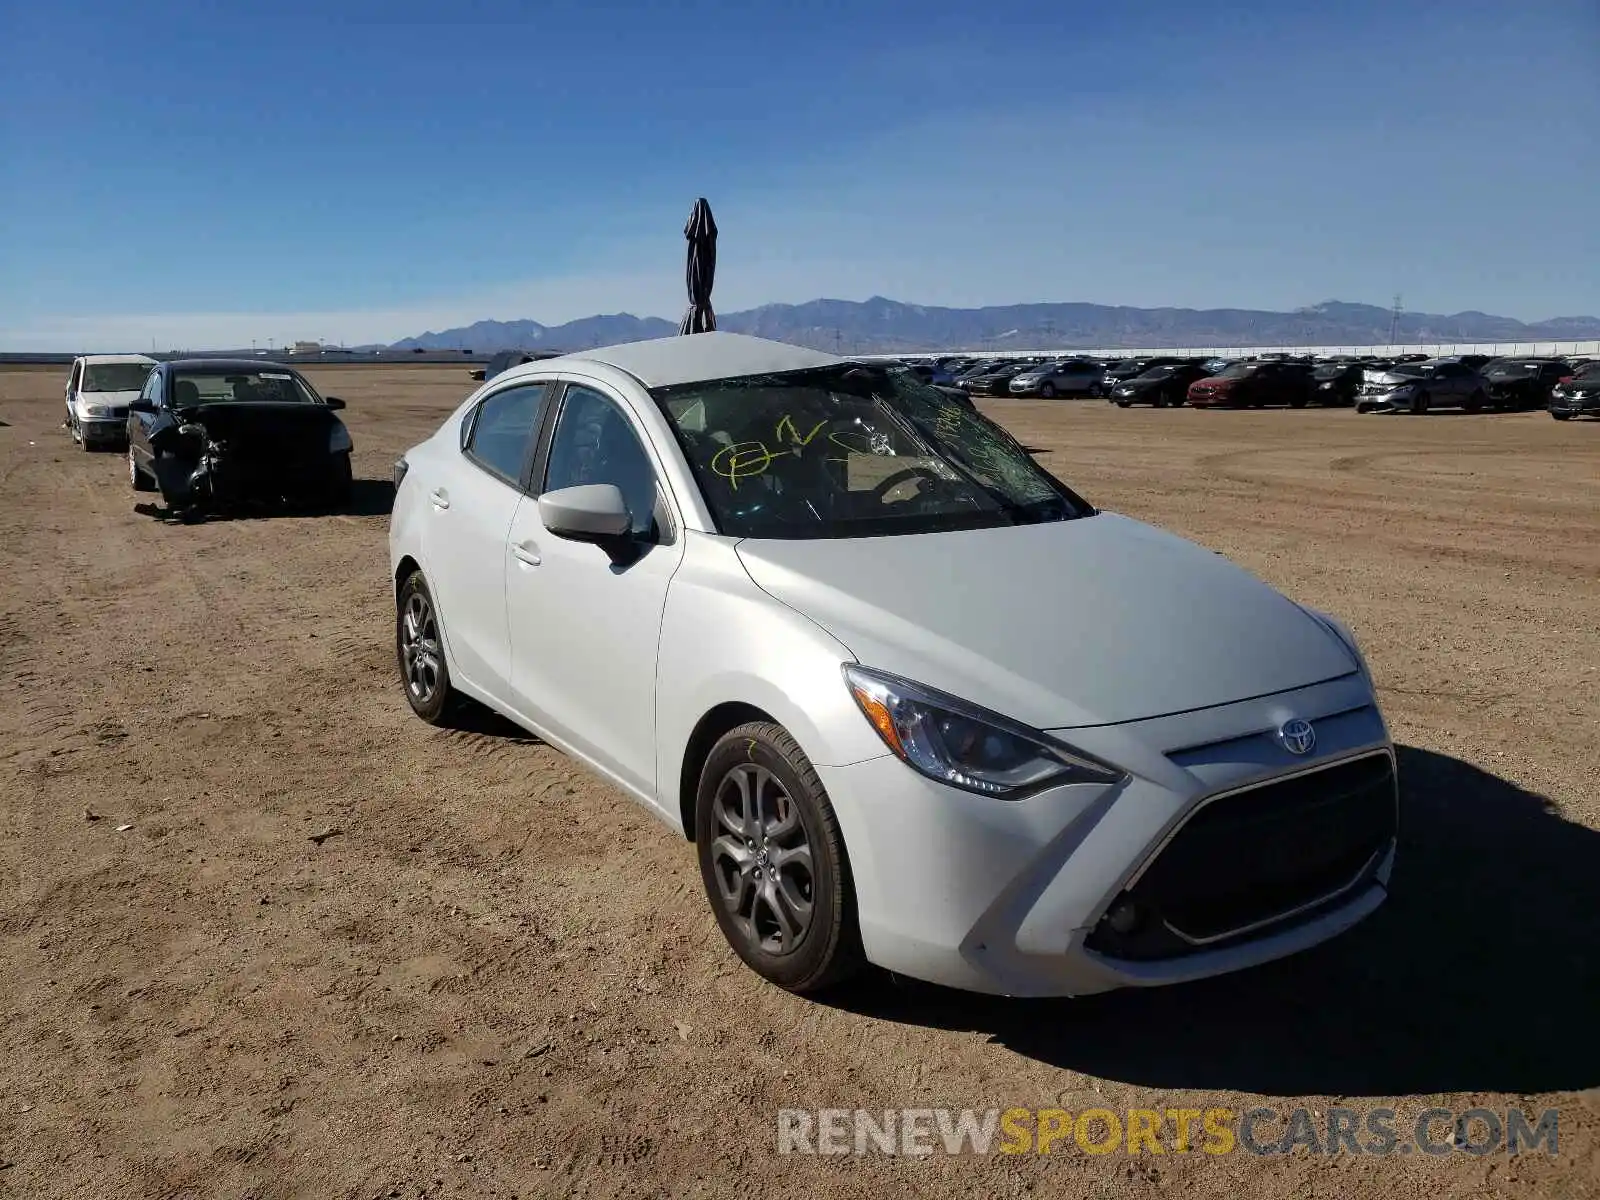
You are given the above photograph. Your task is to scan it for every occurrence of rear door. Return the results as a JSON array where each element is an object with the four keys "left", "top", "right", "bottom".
[{"left": 421, "top": 380, "right": 551, "bottom": 703}]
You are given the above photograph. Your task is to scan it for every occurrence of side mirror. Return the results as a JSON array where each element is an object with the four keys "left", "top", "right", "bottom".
[
  {"left": 538, "top": 484, "right": 631, "bottom": 543},
  {"left": 323, "top": 396, "right": 346, "bottom": 410},
  {"left": 128, "top": 398, "right": 156, "bottom": 414}
]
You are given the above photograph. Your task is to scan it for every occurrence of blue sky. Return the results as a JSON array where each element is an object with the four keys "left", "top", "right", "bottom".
[{"left": 1, "top": 0, "right": 1596, "bottom": 348}]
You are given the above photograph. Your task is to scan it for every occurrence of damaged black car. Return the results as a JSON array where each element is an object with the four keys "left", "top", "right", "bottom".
[{"left": 126, "top": 359, "right": 354, "bottom": 518}]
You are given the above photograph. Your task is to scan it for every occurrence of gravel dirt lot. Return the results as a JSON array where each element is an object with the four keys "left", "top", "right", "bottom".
[{"left": 2, "top": 364, "right": 1597, "bottom": 1199}]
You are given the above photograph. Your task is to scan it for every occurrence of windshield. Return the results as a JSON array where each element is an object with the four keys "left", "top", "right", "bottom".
[
  {"left": 1482, "top": 360, "right": 1541, "bottom": 378},
  {"left": 652, "top": 365, "right": 1088, "bottom": 540},
  {"left": 1217, "top": 363, "right": 1260, "bottom": 379},
  {"left": 171, "top": 369, "right": 319, "bottom": 404},
  {"left": 1572, "top": 362, "right": 1600, "bottom": 380},
  {"left": 83, "top": 363, "right": 154, "bottom": 392},
  {"left": 1387, "top": 364, "right": 1428, "bottom": 378},
  {"left": 1313, "top": 363, "right": 1352, "bottom": 379},
  {"left": 1133, "top": 366, "right": 1176, "bottom": 380}
]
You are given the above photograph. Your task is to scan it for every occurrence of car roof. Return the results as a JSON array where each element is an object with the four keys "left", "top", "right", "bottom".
[
  {"left": 78, "top": 353, "right": 157, "bottom": 366},
  {"left": 521, "top": 331, "right": 844, "bottom": 390},
  {"left": 163, "top": 357, "right": 303, "bottom": 373}
]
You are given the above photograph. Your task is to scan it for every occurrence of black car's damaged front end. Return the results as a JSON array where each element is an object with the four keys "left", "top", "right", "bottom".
[{"left": 147, "top": 401, "right": 353, "bottom": 517}]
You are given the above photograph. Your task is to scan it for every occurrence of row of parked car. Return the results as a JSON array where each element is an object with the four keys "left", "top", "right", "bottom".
[
  {"left": 901, "top": 352, "right": 1600, "bottom": 418},
  {"left": 59, "top": 352, "right": 358, "bottom": 518}
]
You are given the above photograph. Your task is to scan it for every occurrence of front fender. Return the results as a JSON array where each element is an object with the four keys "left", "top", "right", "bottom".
[{"left": 654, "top": 534, "right": 887, "bottom": 834}]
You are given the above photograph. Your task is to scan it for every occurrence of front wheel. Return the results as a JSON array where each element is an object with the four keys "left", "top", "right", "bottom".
[
  {"left": 1409, "top": 391, "right": 1430, "bottom": 415},
  {"left": 1465, "top": 389, "right": 1485, "bottom": 413},
  {"left": 396, "top": 571, "right": 455, "bottom": 724},
  {"left": 695, "top": 722, "right": 862, "bottom": 993},
  {"left": 1039, "top": 382, "right": 1056, "bottom": 398},
  {"left": 1551, "top": 410, "right": 1571, "bottom": 421}
]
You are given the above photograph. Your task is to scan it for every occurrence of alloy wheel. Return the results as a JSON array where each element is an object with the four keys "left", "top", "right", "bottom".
[
  {"left": 708, "top": 764, "right": 815, "bottom": 956},
  {"left": 400, "top": 590, "right": 443, "bottom": 705}
]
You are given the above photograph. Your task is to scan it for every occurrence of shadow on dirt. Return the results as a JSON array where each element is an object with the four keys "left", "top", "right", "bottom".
[
  {"left": 824, "top": 746, "right": 1600, "bottom": 1097},
  {"left": 134, "top": 478, "right": 395, "bottom": 523},
  {"left": 441, "top": 696, "right": 545, "bottom": 744}
]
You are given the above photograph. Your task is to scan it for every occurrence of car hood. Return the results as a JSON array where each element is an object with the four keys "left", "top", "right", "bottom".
[{"left": 734, "top": 512, "right": 1357, "bottom": 730}]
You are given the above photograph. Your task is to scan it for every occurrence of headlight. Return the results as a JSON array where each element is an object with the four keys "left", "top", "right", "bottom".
[
  {"left": 843, "top": 665, "right": 1123, "bottom": 797},
  {"left": 328, "top": 423, "right": 353, "bottom": 453},
  {"left": 84, "top": 404, "right": 110, "bottom": 417}
]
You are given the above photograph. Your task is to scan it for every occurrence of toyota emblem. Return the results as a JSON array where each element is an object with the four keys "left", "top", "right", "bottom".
[{"left": 1278, "top": 718, "right": 1316, "bottom": 756}]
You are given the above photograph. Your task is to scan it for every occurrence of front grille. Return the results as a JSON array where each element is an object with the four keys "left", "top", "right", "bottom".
[{"left": 1085, "top": 752, "right": 1397, "bottom": 961}]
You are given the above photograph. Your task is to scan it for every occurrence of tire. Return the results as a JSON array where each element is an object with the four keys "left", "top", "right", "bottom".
[
  {"left": 1551, "top": 411, "right": 1571, "bottom": 421},
  {"left": 320, "top": 451, "right": 354, "bottom": 510},
  {"left": 396, "top": 570, "right": 455, "bottom": 725},
  {"left": 1288, "top": 395, "right": 1308, "bottom": 409},
  {"left": 1408, "top": 391, "right": 1429, "bottom": 415},
  {"left": 1039, "top": 382, "right": 1056, "bottom": 399},
  {"left": 128, "top": 447, "right": 155, "bottom": 491},
  {"left": 1115, "top": 399, "right": 1131, "bottom": 408},
  {"left": 695, "top": 721, "right": 863, "bottom": 994},
  {"left": 1464, "top": 389, "right": 1485, "bottom": 413}
]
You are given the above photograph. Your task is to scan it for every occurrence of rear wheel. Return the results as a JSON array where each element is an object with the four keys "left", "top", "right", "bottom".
[
  {"left": 695, "top": 722, "right": 862, "bottom": 993},
  {"left": 128, "top": 447, "right": 155, "bottom": 491},
  {"left": 1465, "top": 389, "right": 1485, "bottom": 413},
  {"left": 396, "top": 571, "right": 455, "bottom": 724}
]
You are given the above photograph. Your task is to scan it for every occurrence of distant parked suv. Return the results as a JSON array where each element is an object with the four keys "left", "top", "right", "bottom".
[
  {"left": 1355, "top": 359, "right": 1488, "bottom": 414},
  {"left": 1187, "top": 360, "right": 1314, "bottom": 408},
  {"left": 1549, "top": 361, "right": 1600, "bottom": 420},
  {"left": 1008, "top": 359, "right": 1104, "bottom": 397},
  {"left": 63, "top": 354, "right": 157, "bottom": 450},
  {"left": 1479, "top": 358, "right": 1569, "bottom": 411}
]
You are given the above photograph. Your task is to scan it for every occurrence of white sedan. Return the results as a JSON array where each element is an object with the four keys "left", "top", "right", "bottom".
[
  {"left": 64, "top": 354, "right": 157, "bottom": 449},
  {"left": 388, "top": 332, "right": 1397, "bottom": 997}
]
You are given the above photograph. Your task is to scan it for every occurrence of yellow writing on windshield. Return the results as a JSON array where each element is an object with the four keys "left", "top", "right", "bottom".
[
  {"left": 710, "top": 441, "right": 776, "bottom": 489},
  {"left": 775, "top": 415, "right": 828, "bottom": 453}
]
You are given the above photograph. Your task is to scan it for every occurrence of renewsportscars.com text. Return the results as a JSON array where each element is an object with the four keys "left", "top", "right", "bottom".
[{"left": 777, "top": 1106, "right": 1560, "bottom": 1157}]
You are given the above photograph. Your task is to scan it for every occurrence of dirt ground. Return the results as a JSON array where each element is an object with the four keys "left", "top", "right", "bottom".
[{"left": 1, "top": 364, "right": 1596, "bottom": 1200}]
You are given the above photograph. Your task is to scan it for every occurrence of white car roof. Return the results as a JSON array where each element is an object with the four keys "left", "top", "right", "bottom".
[
  {"left": 537, "top": 331, "right": 844, "bottom": 390},
  {"left": 77, "top": 353, "right": 158, "bottom": 366}
]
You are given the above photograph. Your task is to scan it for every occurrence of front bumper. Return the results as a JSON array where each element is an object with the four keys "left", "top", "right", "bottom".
[
  {"left": 78, "top": 418, "right": 127, "bottom": 442},
  {"left": 816, "top": 673, "right": 1393, "bottom": 997},
  {"left": 1550, "top": 392, "right": 1600, "bottom": 415}
]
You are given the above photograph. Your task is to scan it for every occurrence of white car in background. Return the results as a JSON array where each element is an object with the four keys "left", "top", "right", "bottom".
[
  {"left": 64, "top": 354, "right": 157, "bottom": 449},
  {"left": 388, "top": 332, "right": 1396, "bottom": 998}
]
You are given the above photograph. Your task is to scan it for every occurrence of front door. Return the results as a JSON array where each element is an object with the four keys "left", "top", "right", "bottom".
[{"left": 505, "top": 381, "right": 686, "bottom": 804}]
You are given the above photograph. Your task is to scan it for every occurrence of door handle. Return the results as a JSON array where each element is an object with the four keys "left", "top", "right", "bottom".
[
  {"left": 429, "top": 489, "right": 450, "bottom": 510},
  {"left": 512, "top": 541, "right": 541, "bottom": 567}
]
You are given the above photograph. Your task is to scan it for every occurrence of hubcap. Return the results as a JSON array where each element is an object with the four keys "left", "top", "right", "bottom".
[
  {"left": 709, "top": 764, "right": 814, "bottom": 956},
  {"left": 400, "top": 591, "right": 442, "bottom": 704}
]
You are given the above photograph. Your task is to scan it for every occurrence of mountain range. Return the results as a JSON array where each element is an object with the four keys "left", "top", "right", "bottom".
[{"left": 389, "top": 298, "right": 1600, "bottom": 355}]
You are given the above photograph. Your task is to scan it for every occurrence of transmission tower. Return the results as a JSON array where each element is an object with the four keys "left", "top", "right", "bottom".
[{"left": 1388, "top": 295, "right": 1403, "bottom": 345}]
